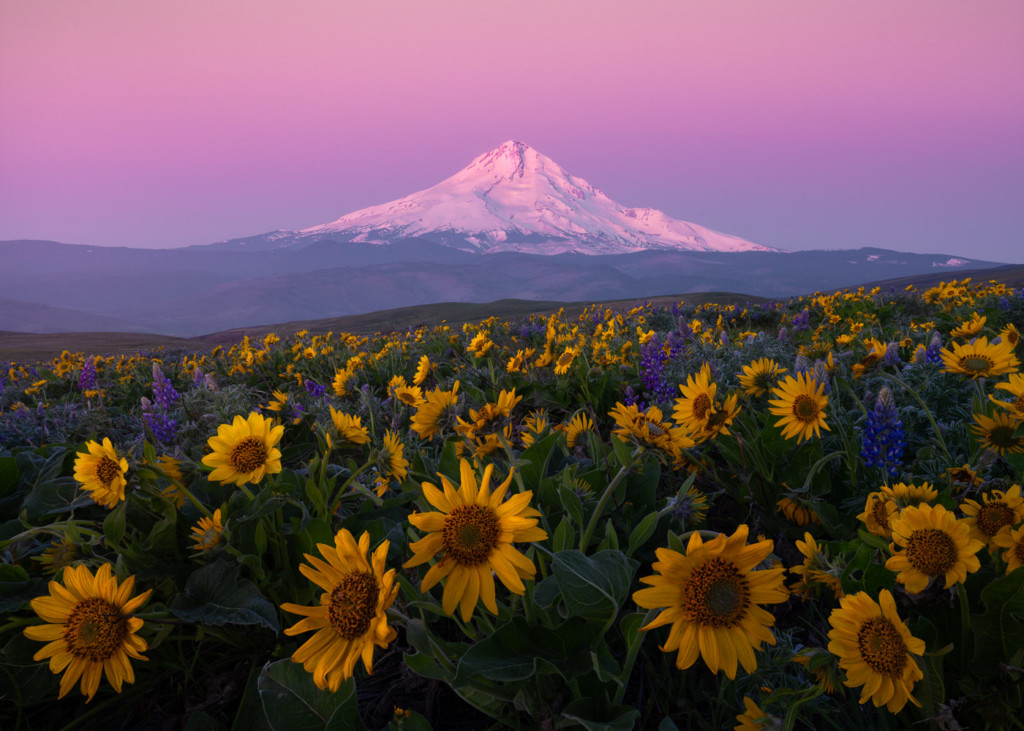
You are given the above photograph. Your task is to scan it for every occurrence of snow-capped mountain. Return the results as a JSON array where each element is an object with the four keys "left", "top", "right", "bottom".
[{"left": 292, "top": 141, "right": 776, "bottom": 255}]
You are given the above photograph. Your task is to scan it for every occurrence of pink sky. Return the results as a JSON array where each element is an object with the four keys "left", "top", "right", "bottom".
[{"left": 1, "top": 0, "right": 1022, "bottom": 261}]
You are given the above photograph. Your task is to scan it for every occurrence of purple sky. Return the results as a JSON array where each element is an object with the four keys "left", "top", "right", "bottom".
[{"left": 1, "top": 0, "right": 1022, "bottom": 262}]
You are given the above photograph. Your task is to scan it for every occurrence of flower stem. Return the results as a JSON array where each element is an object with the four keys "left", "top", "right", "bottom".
[{"left": 579, "top": 448, "right": 640, "bottom": 551}]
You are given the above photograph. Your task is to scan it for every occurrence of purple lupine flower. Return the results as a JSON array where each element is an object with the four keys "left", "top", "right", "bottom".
[
  {"left": 623, "top": 385, "right": 646, "bottom": 410},
  {"left": 882, "top": 342, "right": 901, "bottom": 367},
  {"left": 639, "top": 336, "right": 675, "bottom": 404},
  {"left": 304, "top": 379, "right": 327, "bottom": 399},
  {"left": 151, "top": 364, "right": 180, "bottom": 410},
  {"left": 792, "top": 309, "right": 810, "bottom": 332},
  {"left": 192, "top": 366, "right": 206, "bottom": 388},
  {"left": 142, "top": 397, "right": 178, "bottom": 443},
  {"left": 794, "top": 354, "right": 812, "bottom": 375},
  {"left": 999, "top": 297, "right": 1010, "bottom": 311},
  {"left": 925, "top": 331, "right": 943, "bottom": 365},
  {"left": 290, "top": 402, "right": 306, "bottom": 421},
  {"left": 78, "top": 357, "right": 97, "bottom": 392},
  {"left": 860, "top": 386, "right": 905, "bottom": 477},
  {"left": 813, "top": 360, "right": 831, "bottom": 394}
]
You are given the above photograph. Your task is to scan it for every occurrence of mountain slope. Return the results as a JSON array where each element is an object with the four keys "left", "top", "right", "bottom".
[{"left": 207, "top": 141, "right": 777, "bottom": 255}]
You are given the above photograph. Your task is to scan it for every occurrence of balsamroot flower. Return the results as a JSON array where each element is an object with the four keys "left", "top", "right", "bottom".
[
  {"left": 633, "top": 525, "right": 789, "bottom": 679},
  {"left": 73, "top": 438, "right": 129, "bottom": 509},
  {"left": 403, "top": 459, "right": 547, "bottom": 622},
  {"left": 24, "top": 563, "right": 151, "bottom": 701},
  {"left": 202, "top": 412, "right": 284, "bottom": 487},
  {"left": 768, "top": 373, "right": 829, "bottom": 443},
  {"left": 885, "top": 504, "right": 983, "bottom": 593},
  {"left": 281, "top": 530, "right": 398, "bottom": 691},
  {"left": 827, "top": 589, "right": 924, "bottom": 713}
]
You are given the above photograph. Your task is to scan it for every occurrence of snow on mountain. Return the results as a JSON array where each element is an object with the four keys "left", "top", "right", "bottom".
[{"left": 298, "top": 141, "right": 777, "bottom": 255}]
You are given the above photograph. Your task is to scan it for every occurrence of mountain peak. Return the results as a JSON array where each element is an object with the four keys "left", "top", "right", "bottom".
[{"left": 301, "top": 142, "right": 778, "bottom": 255}]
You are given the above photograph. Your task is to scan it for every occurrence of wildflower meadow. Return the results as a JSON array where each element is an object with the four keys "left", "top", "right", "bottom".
[{"left": 2, "top": 278, "right": 1023, "bottom": 730}]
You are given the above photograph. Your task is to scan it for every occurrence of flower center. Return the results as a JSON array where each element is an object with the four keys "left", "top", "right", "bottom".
[
  {"left": 871, "top": 498, "right": 892, "bottom": 533},
  {"left": 397, "top": 391, "right": 419, "bottom": 406},
  {"left": 442, "top": 505, "right": 501, "bottom": 567},
  {"left": 792, "top": 395, "right": 820, "bottom": 422},
  {"left": 1015, "top": 395, "right": 1024, "bottom": 414},
  {"left": 856, "top": 616, "right": 908, "bottom": 677},
  {"left": 63, "top": 597, "right": 129, "bottom": 662},
  {"left": 959, "top": 356, "right": 993, "bottom": 374},
  {"left": 327, "top": 572, "right": 379, "bottom": 640},
  {"left": 1015, "top": 541, "right": 1024, "bottom": 565},
  {"left": 977, "top": 502, "right": 1015, "bottom": 536},
  {"left": 692, "top": 394, "right": 712, "bottom": 421},
  {"left": 988, "top": 425, "right": 1021, "bottom": 450},
  {"left": 95, "top": 457, "right": 121, "bottom": 487},
  {"left": 906, "top": 528, "right": 958, "bottom": 577},
  {"left": 682, "top": 557, "right": 750, "bottom": 627},
  {"left": 229, "top": 436, "right": 268, "bottom": 473}
]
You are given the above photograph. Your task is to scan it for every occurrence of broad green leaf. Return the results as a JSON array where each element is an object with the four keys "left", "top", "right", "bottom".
[
  {"left": 0, "top": 456, "right": 20, "bottom": 496},
  {"left": 627, "top": 511, "right": 660, "bottom": 557},
  {"left": 257, "top": 659, "right": 364, "bottom": 731},
  {"left": 553, "top": 518, "right": 574, "bottom": 552},
  {"left": 552, "top": 550, "right": 638, "bottom": 621},
  {"left": 0, "top": 564, "right": 44, "bottom": 612},
  {"left": 171, "top": 559, "right": 279, "bottom": 631},
  {"left": 560, "top": 698, "right": 640, "bottom": 731},
  {"left": 972, "top": 569, "right": 1024, "bottom": 668},
  {"left": 103, "top": 500, "right": 127, "bottom": 547},
  {"left": 453, "top": 616, "right": 589, "bottom": 684}
]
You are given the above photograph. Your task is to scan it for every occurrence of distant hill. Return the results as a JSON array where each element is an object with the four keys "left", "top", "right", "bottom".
[{"left": 1, "top": 238, "right": 1005, "bottom": 336}]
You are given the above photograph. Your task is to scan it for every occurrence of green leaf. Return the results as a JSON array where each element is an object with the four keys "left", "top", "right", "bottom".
[
  {"left": 627, "top": 511, "right": 659, "bottom": 557},
  {"left": 257, "top": 659, "right": 364, "bottom": 731},
  {"left": 22, "top": 476, "right": 89, "bottom": 521},
  {"left": 404, "top": 652, "right": 450, "bottom": 682},
  {"left": 531, "top": 575, "right": 560, "bottom": 610},
  {"left": 559, "top": 485, "right": 585, "bottom": 527},
  {"left": 0, "top": 456, "right": 20, "bottom": 496},
  {"left": 103, "top": 500, "right": 127, "bottom": 547},
  {"left": 972, "top": 568, "right": 1024, "bottom": 668},
  {"left": 560, "top": 698, "right": 640, "bottom": 731},
  {"left": 552, "top": 550, "right": 638, "bottom": 621},
  {"left": 598, "top": 520, "right": 619, "bottom": 552},
  {"left": 552, "top": 518, "right": 574, "bottom": 553},
  {"left": 453, "top": 616, "right": 589, "bottom": 684},
  {"left": 0, "top": 564, "right": 44, "bottom": 612},
  {"left": 517, "top": 432, "right": 560, "bottom": 488},
  {"left": 171, "top": 559, "right": 279, "bottom": 632}
]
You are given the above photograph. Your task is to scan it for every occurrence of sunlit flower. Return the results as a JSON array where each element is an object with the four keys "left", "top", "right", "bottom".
[
  {"left": 734, "top": 696, "right": 777, "bottom": 731},
  {"left": 633, "top": 525, "right": 789, "bottom": 679},
  {"left": 73, "top": 438, "right": 129, "bottom": 509},
  {"left": 281, "top": 530, "right": 398, "bottom": 690},
  {"left": 991, "top": 372, "right": 1024, "bottom": 420},
  {"left": 960, "top": 485, "right": 1024, "bottom": 548},
  {"left": 374, "top": 430, "right": 409, "bottom": 496},
  {"left": 520, "top": 409, "right": 549, "bottom": 447},
  {"left": 672, "top": 363, "right": 718, "bottom": 434},
  {"left": 264, "top": 389, "right": 289, "bottom": 412},
  {"left": 950, "top": 312, "right": 986, "bottom": 339},
  {"left": 826, "top": 589, "right": 924, "bottom": 713},
  {"left": 1000, "top": 323, "right": 1020, "bottom": 348},
  {"left": 738, "top": 358, "right": 787, "bottom": 397},
  {"left": 329, "top": 407, "right": 371, "bottom": 446},
  {"left": 505, "top": 348, "right": 536, "bottom": 374},
  {"left": 410, "top": 382, "right": 460, "bottom": 441},
  {"left": 24, "top": 563, "right": 151, "bottom": 701},
  {"left": 789, "top": 532, "right": 844, "bottom": 599},
  {"left": 857, "top": 491, "right": 898, "bottom": 539},
  {"left": 776, "top": 496, "right": 821, "bottom": 527},
  {"left": 768, "top": 373, "right": 829, "bottom": 443},
  {"left": 413, "top": 355, "right": 431, "bottom": 385},
  {"left": 36, "top": 537, "right": 80, "bottom": 574},
  {"left": 202, "top": 412, "right": 284, "bottom": 487},
  {"left": 190, "top": 509, "right": 224, "bottom": 551},
  {"left": 940, "top": 337, "right": 1019, "bottom": 379},
  {"left": 971, "top": 411, "right": 1024, "bottom": 455},
  {"left": 610, "top": 402, "right": 695, "bottom": 457},
  {"left": 466, "top": 331, "right": 494, "bottom": 358},
  {"left": 885, "top": 504, "right": 983, "bottom": 593},
  {"left": 553, "top": 345, "right": 580, "bottom": 375},
  {"left": 947, "top": 464, "right": 982, "bottom": 494},
  {"left": 403, "top": 459, "right": 547, "bottom": 622},
  {"left": 992, "top": 525, "right": 1024, "bottom": 574},
  {"left": 392, "top": 384, "right": 425, "bottom": 408},
  {"left": 560, "top": 411, "right": 595, "bottom": 449}
]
